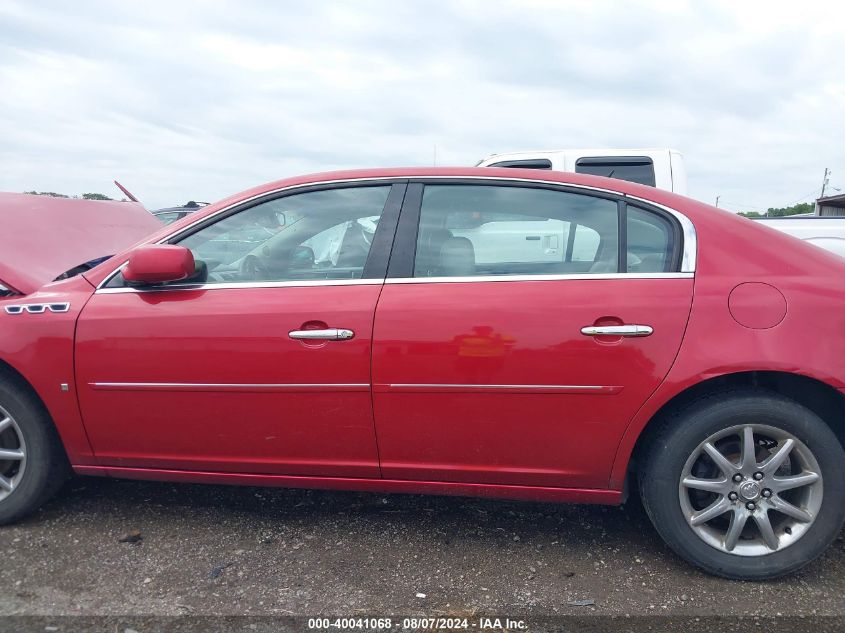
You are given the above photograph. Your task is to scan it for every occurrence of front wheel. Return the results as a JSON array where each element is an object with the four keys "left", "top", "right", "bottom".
[
  {"left": 0, "top": 374, "right": 69, "bottom": 524},
  {"left": 640, "top": 391, "right": 845, "bottom": 580}
]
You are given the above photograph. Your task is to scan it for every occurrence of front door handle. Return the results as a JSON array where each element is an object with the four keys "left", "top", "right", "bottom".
[
  {"left": 580, "top": 324, "right": 653, "bottom": 337},
  {"left": 289, "top": 328, "right": 355, "bottom": 341}
]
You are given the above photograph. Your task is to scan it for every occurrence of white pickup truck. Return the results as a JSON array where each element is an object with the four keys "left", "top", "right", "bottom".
[
  {"left": 478, "top": 149, "right": 845, "bottom": 259},
  {"left": 476, "top": 148, "right": 688, "bottom": 195}
]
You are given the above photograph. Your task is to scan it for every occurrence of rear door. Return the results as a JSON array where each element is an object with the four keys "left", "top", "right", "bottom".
[{"left": 371, "top": 181, "right": 694, "bottom": 489}]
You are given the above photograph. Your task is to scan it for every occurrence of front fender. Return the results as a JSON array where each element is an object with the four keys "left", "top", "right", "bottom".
[{"left": 0, "top": 276, "right": 97, "bottom": 465}]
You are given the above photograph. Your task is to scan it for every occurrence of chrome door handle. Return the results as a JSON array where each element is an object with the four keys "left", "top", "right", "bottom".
[
  {"left": 580, "top": 324, "right": 653, "bottom": 337},
  {"left": 289, "top": 328, "right": 355, "bottom": 341}
]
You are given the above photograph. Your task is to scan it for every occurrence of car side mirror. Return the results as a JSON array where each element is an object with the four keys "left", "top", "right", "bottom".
[{"left": 123, "top": 245, "right": 195, "bottom": 285}]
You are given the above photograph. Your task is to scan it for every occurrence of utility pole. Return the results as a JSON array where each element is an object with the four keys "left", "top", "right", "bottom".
[
  {"left": 715, "top": 195, "right": 720, "bottom": 208},
  {"left": 821, "top": 168, "right": 830, "bottom": 199}
]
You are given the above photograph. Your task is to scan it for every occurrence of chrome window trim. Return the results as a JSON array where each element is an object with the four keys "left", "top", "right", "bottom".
[
  {"left": 96, "top": 174, "right": 698, "bottom": 291},
  {"left": 386, "top": 272, "right": 693, "bottom": 285},
  {"left": 96, "top": 278, "right": 383, "bottom": 294},
  {"left": 95, "top": 272, "right": 694, "bottom": 295}
]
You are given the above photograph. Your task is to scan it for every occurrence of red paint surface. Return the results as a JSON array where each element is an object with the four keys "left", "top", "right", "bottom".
[
  {"left": 0, "top": 192, "right": 160, "bottom": 294},
  {"left": 728, "top": 282, "right": 787, "bottom": 329},
  {"left": 75, "top": 285, "right": 382, "bottom": 477},
  {"left": 372, "top": 278, "right": 692, "bottom": 488},
  {"left": 2, "top": 167, "right": 845, "bottom": 504}
]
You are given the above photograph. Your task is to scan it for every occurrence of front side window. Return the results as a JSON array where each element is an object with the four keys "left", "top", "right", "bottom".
[
  {"left": 174, "top": 186, "right": 391, "bottom": 284},
  {"left": 413, "top": 185, "right": 619, "bottom": 277}
]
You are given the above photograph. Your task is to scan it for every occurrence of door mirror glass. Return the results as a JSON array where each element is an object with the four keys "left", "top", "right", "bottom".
[{"left": 123, "top": 245, "right": 195, "bottom": 285}]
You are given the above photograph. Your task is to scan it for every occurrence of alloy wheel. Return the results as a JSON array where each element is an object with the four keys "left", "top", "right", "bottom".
[
  {"left": 679, "top": 424, "right": 823, "bottom": 556},
  {"left": 0, "top": 405, "right": 26, "bottom": 501}
]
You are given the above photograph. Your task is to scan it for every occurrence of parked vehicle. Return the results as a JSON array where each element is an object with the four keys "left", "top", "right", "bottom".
[
  {"left": 152, "top": 201, "right": 208, "bottom": 225},
  {"left": 477, "top": 148, "right": 687, "bottom": 194},
  {"left": 753, "top": 216, "right": 845, "bottom": 258},
  {"left": 2, "top": 167, "right": 845, "bottom": 580}
]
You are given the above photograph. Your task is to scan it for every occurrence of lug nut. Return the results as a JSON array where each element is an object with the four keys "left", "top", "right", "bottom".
[
  {"left": 753, "top": 472, "right": 764, "bottom": 481},
  {"left": 761, "top": 489, "right": 772, "bottom": 498},
  {"left": 728, "top": 492, "right": 738, "bottom": 501},
  {"left": 732, "top": 474, "right": 743, "bottom": 483},
  {"left": 746, "top": 502, "right": 756, "bottom": 511}
]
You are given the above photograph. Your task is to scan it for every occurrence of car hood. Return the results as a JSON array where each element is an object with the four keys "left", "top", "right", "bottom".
[{"left": 0, "top": 192, "right": 161, "bottom": 295}]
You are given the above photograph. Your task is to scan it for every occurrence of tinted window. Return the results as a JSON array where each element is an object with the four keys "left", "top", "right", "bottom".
[
  {"left": 174, "top": 186, "right": 390, "bottom": 284},
  {"left": 413, "top": 185, "right": 619, "bottom": 278},
  {"left": 154, "top": 211, "right": 185, "bottom": 225},
  {"left": 488, "top": 159, "right": 553, "bottom": 170},
  {"left": 575, "top": 156, "right": 656, "bottom": 187},
  {"left": 627, "top": 206, "right": 675, "bottom": 272}
]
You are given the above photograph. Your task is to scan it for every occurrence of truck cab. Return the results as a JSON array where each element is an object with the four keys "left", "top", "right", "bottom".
[{"left": 476, "top": 148, "right": 687, "bottom": 195}]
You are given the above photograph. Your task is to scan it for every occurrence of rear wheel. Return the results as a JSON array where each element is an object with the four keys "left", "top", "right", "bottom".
[
  {"left": 0, "top": 374, "right": 69, "bottom": 524},
  {"left": 640, "top": 391, "right": 845, "bottom": 579}
]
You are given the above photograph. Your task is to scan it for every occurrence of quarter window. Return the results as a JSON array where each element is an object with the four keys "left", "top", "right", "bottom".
[
  {"left": 413, "top": 185, "right": 620, "bottom": 277},
  {"left": 174, "top": 186, "right": 391, "bottom": 284},
  {"left": 626, "top": 205, "right": 675, "bottom": 272}
]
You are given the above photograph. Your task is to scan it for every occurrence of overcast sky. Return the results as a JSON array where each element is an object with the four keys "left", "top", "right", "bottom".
[{"left": 1, "top": 0, "right": 842, "bottom": 212}]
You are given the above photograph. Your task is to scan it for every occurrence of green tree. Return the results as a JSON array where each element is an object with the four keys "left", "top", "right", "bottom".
[
  {"left": 738, "top": 202, "right": 814, "bottom": 218},
  {"left": 24, "top": 191, "right": 69, "bottom": 198},
  {"left": 82, "top": 193, "right": 113, "bottom": 201}
]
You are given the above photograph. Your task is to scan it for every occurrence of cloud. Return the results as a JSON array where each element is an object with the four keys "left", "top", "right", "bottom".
[{"left": 0, "top": 0, "right": 842, "bottom": 211}]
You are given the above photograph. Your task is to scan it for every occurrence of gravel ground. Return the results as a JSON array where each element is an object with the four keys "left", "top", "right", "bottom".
[{"left": 0, "top": 475, "right": 843, "bottom": 620}]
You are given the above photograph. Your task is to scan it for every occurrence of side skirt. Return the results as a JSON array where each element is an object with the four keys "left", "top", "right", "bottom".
[{"left": 73, "top": 465, "right": 623, "bottom": 505}]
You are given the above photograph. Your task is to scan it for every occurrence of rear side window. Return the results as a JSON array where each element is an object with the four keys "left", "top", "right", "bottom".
[
  {"left": 575, "top": 156, "right": 656, "bottom": 187},
  {"left": 488, "top": 159, "right": 553, "bottom": 170},
  {"left": 413, "top": 185, "right": 619, "bottom": 277},
  {"left": 626, "top": 205, "right": 675, "bottom": 272}
]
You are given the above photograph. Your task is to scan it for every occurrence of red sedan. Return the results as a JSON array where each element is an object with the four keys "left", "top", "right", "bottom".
[{"left": 1, "top": 168, "right": 843, "bottom": 580}]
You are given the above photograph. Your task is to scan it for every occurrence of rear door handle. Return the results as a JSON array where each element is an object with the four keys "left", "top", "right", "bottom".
[
  {"left": 289, "top": 328, "right": 355, "bottom": 341},
  {"left": 580, "top": 324, "right": 653, "bottom": 337}
]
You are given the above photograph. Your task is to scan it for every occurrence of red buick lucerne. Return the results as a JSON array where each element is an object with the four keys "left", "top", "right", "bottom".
[{"left": 1, "top": 168, "right": 844, "bottom": 580}]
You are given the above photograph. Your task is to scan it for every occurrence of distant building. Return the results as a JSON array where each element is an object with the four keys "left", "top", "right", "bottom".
[{"left": 816, "top": 193, "right": 845, "bottom": 216}]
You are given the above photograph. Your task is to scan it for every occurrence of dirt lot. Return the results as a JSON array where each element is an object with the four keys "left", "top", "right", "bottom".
[{"left": 0, "top": 475, "right": 844, "bottom": 626}]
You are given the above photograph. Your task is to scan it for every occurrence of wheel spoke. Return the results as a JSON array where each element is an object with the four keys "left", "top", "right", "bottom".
[
  {"left": 753, "top": 511, "right": 779, "bottom": 550},
  {"left": 0, "top": 475, "right": 12, "bottom": 492},
  {"left": 682, "top": 476, "right": 729, "bottom": 494},
  {"left": 760, "top": 439, "right": 795, "bottom": 475},
  {"left": 702, "top": 442, "right": 737, "bottom": 476},
  {"left": 724, "top": 508, "right": 749, "bottom": 552},
  {"left": 771, "top": 471, "right": 819, "bottom": 492},
  {"left": 0, "top": 448, "right": 24, "bottom": 461},
  {"left": 769, "top": 496, "right": 813, "bottom": 523},
  {"left": 0, "top": 417, "right": 11, "bottom": 434},
  {"left": 690, "top": 498, "right": 731, "bottom": 526},
  {"left": 740, "top": 425, "right": 757, "bottom": 470}
]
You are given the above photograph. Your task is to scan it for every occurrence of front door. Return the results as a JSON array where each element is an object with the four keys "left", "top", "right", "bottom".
[
  {"left": 76, "top": 183, "right": 403, "bottom": 477},
  {"left": 372, "top": 182, "right": 694, "bottom": 489}
]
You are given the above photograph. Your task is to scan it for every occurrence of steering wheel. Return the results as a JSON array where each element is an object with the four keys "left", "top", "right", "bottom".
[{"left": 239, "top": 255, "right": 267, "bottom": 280}]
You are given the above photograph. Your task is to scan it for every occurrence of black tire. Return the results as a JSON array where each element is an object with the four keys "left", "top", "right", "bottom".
[
  {"left": 640, "top": 389, "right": 845, "bottom": 580},
  {"left": 0, "top": 370, "right": 70, "bottom": 524}
]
